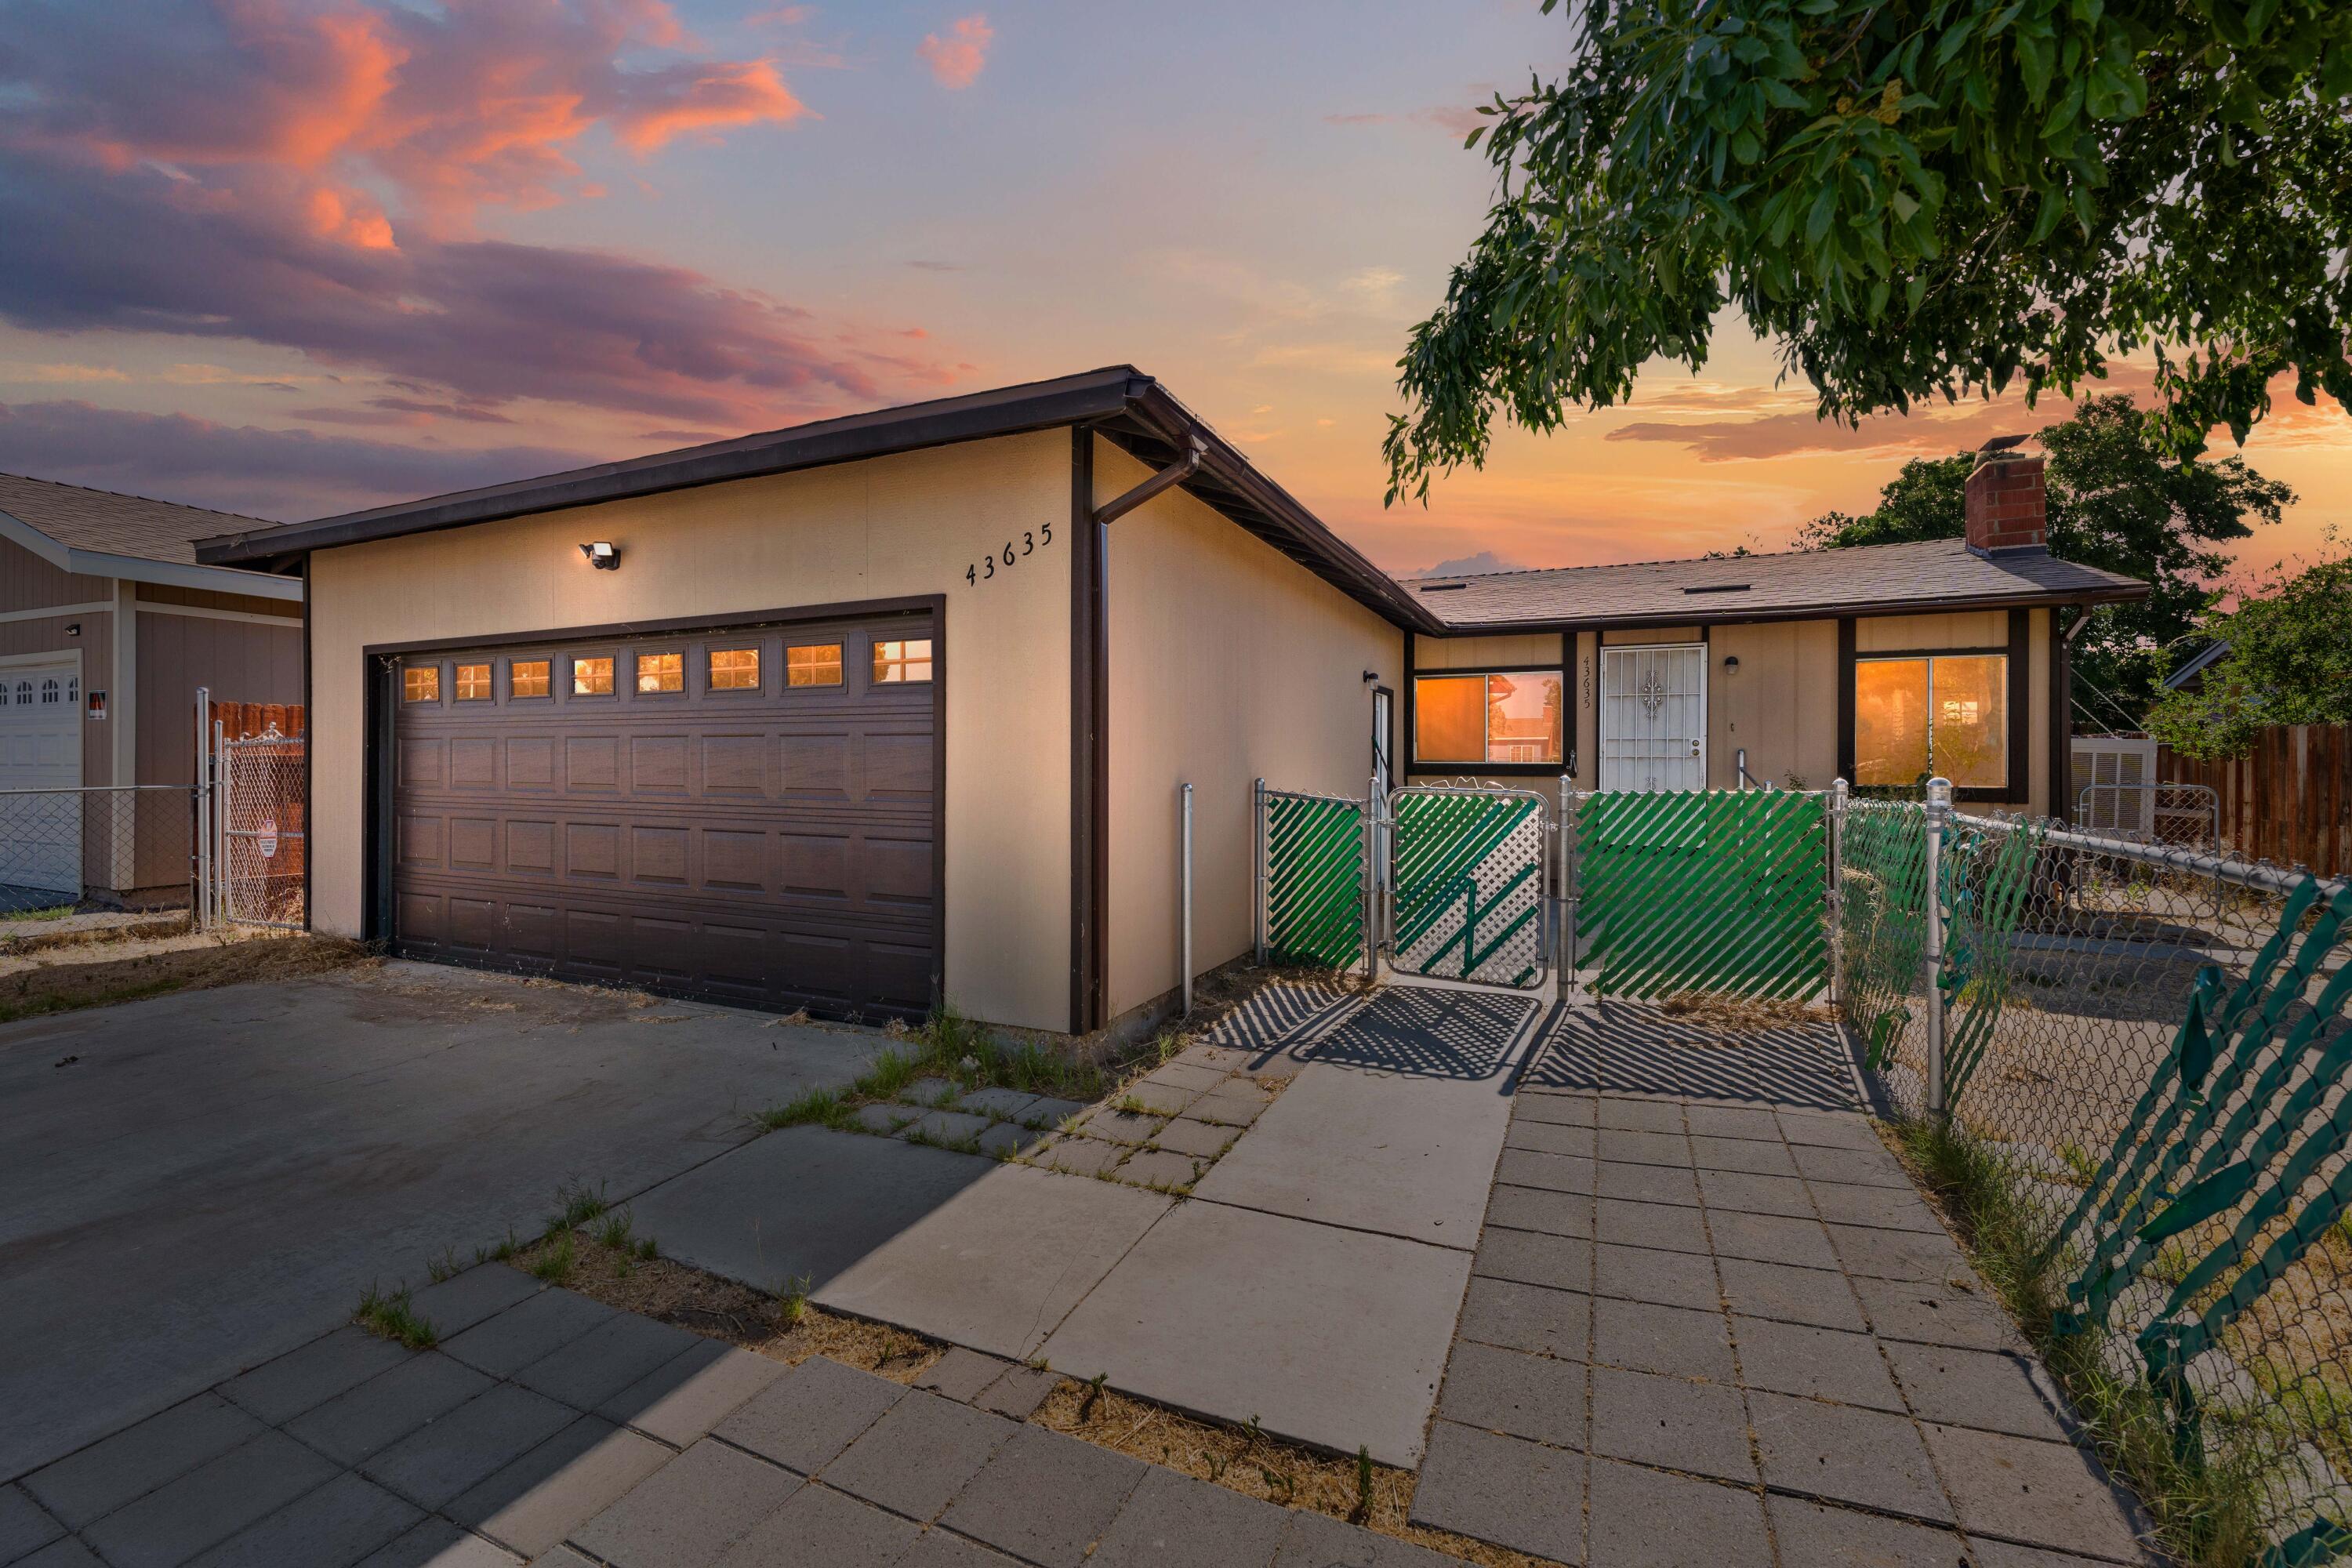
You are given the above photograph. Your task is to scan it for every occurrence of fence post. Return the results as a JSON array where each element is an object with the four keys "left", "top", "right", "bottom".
[
  {"left": 1923, "top": 776, "right": 1951, "bottom": 1118},
  {"left": 1252, "top": 777, "right": 1267, "bottom": 966},
  {"left": 1179, "top": 782, "right": 1194, "bottom": 1017},
  {"left": 193, "top": 687, "right": 210, "bottom": 930},
  {"left": 1363, "top": 775, "right": 1380, "bottom": 982},
  {"left": 1558, "top": 774, "right": 1573, "bottom": 986},
  {"left": 1828, "top": 778, "right": 1846, "bottom": 1009}
]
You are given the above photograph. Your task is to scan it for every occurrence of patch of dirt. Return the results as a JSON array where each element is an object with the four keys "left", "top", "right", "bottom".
[
  {"left": 0, "top": 930, "right": 376, "bottom": 1023},
  {"left": 517, "top": 1225, "right": 1551, "bottom": 1568},
  {"left": 1655, "top": 992, "right": 1835, "bottom": 1036}
]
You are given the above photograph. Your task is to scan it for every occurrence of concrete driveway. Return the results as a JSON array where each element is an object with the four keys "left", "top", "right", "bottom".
[{"left": 0, "top": 960, "right": 880, "bottom": 1485}]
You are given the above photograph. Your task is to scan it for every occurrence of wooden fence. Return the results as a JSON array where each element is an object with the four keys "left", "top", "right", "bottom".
[
  {"left": 208, "top": 701, "right": 305, "bottom": 741},
  {"left": 2160, "top": 724, "right": 2352, "bottom": 877}
]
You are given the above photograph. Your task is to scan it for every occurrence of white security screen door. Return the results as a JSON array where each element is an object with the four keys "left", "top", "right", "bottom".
[
  {"left": 1599, "top": 644, "right": 1706, "bottom": 792},
  {"left": 0, "top": 654, "right": 83, "bottom": 895}
]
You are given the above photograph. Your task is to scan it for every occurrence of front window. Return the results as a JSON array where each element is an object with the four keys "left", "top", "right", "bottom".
[
  {"left": 403, "top": 666, "right": 439, "bottom": 703},
  {"left": 635, "top": 652, "right": 684, "bottom": 694},
  {"left": 1854, "top": 654, "right": 2006, "bottom": 789},
  {"left": 572, "top": 656, "right": 614, "bottom": 696},
  {"left": 454, "top": 663, "right": 492, "bottom": 701},
  {"left": 873, "top": 638, "right": 933, "bottom": 684},
  {"left": 1414, "top": 670, "right": 1564, "bottom": 766}
]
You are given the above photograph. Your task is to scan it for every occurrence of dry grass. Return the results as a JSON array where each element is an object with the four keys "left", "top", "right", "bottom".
[
  {"left": 1655, "top": 992, "right": 1833, "bottom": 1036},
  {"left": 517, "top": 1225, "right": 1552, "bottom": 1567},
  {"left": 0, "top": 931, "right": 376, "bottom": 1022}
]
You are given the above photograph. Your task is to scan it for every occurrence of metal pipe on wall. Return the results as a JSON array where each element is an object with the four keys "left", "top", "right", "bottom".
[{"left": 1180, "top": 782, "right": 1194, "bottom": 1017}]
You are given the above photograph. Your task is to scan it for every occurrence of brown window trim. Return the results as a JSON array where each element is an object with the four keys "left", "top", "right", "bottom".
[{"left": 1403, "top": 659, "right": 1572, "bottom": 776}]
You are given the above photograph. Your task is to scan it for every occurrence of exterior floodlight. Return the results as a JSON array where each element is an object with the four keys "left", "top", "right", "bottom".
[
  {"left": 580, "top": 541, "right": 619, "bottom": 570},
  {"left": 1722, "top": 655, "right": 1740, "bottom": 673}
]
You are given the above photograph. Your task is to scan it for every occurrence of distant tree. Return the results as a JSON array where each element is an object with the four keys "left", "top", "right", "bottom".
[
  {"left": 2144, "top": 548, "right": 2352, "bottom": 760},
  {"left": 1796, "top": 396, "right": 2292, "bottom": 725},
  {"left": 1383, "top": 0, "right": 2352, "bottom": 503}
]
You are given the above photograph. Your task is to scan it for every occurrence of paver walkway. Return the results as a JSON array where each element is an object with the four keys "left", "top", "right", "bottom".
[
  {"left": 1408, "top": 999, "right": 2159, "bottom": 1566},
  {"left": 2, "top": 1263, "right": 1460, "bottom": 1567}
]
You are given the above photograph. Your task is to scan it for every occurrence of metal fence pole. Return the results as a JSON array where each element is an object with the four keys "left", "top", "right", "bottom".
[
  {"left": 193, "top": 687, "right": 210, "bottom": 930},
  {"left": 1252, "top": 776, "right": 1267, "bottom": 966},
  {"left": 1180, "top": 782, "right": 1194, "bottom": 1016},
  {"left": 1828, "top": 778, "right": 1847, "bottom": 1008},
  {"left": 1363, "top": 774, "right": 1380, "bottom": 982},
  {"left": 1923, "top": 775, "right": 1951, "bottom": 1118},
  {"left": 1558, "top": 773, "right": 1573, "bottom": 987}
]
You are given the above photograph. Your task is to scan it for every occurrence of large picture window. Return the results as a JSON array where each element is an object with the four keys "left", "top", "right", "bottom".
[
  {"left": 1413, "top": 670, "right": 1564, "bottom": 766},
  {"left": 1854, "top": 654, "right": 2007, "bottom": 789}
]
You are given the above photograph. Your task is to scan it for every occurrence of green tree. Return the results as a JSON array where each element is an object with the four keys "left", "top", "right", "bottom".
[
  {"left": 1384, "top": 0, "right": 2352, "bottom": 501},
  {"left": 1797, "top": 396, "right": 2292, "bottom": 725},
  {"left": 2145, "top": 549, "right": 2352, "bottom": 760}
]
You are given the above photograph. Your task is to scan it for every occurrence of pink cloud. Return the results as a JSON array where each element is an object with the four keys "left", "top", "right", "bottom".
[{"left": 916, "top": 14, "right": 993, "bottom": 90}]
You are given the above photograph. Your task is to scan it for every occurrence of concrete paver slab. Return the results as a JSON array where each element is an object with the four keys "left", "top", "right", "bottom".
[
  {"left": 353, "top": 1519, "right": 521, "bottom": 1567},
  {"left": 1038, "top": 1200, "right": 1472, "bottom": 1467},
  {"left": 1716, "top": 1257, "right": 1864, "bottom": 1331},
  {"left": 1027, "top": 1134, "right": 1126, "bottom": 1177},
  {"left": 1765, "top": 1495, "right": 1963, "bottom": 1567},
  {"left": 0, "top": 1483, "right": 64, "bottom": 1563},
  {"left": 1018, "top": 1097, "right": 1089, "bottom": 1130},
  {"left": 1851, "top": 1276, "right": 2022, "bottom": 1352},
  {"left": 818, "top": 1163, "right": 1173, "bottom": 1360},
  {"left": 1272, "top": 1508, "right": 1469, "bottom": 1566},
  {"left": 903, "top": 1078, "right": 960, "bottom": 1107},
  {"left": 1597, "top": 1128, "right": 1691, "bottom": 1167},
  {"left": 1147, "top": 1117, "right": 1236, "bottom": 1160},
  {"left": 940, "top": 1425, "right": 1146, "bottom": 1567},
  {"left": 1920, "top": 1424, "right": 2147, "bottom": 1561},
  {"left": 1073, "top": 1107, "right": 1169, "bottom": 1146},
  {"left": 1825, "top": 1222, "right": 1972, "bottom": 1283},
  {"left": 956, "top": 1088, "right": 1041, "bottom": 1120},
  {"left": 1594, "top": 1161, "right": 1699, "bottom": 1208},
  {"left": 1791, "top": 1142, "right": 1911, "bottom": 1189},
  {"left": 1971, "top": 1540, "right": 2147, "bottom": 1567},
  {"left": 1704, "top": 1210, "right": 1838, "bottom": 1269},
  {"left": 1775, "top": 1111, "right": 1884, "bottom": 1150},
  {"left": 1586, "top": 1457, "right": 1769, "bottom": 1568},
  {"left": 360, "top": 1385, "right": 577, "bottom": 1511},
  {"left": 1590, "top": 1241, "right": 1719, "bottom": 1311},
  {"left": 1455, "top": 1277, "right": 1589, "bottom": 1361},
  {"left": 855, "top": 1103, "right": 918, "bottom": 1134},
  {"left": 899, "top": 1529, "right": 1024, "bottom": 1566},
  {"left": 1880, "top": 1343, "right": 2069, "bottom": 1442},
  {"left": 597, "top": 1341, "right": 785, "bottom": 1449},
  {"left": 1589, "top": 1367, "right": 1753, "bottom": 1483},
  {"left": 22, "top": 1394, "right": 264, "bottom": 1528},
  {"left": 0, "top": 964, "right": 875, "bottom": 1483},
  {"left": 1694, "top": 1170, "right": 1813, "bottom": 1218},
  {"left": 915, "top": 1347, "right": 1016, "bottom": 1402},
  {"left": 512, "top": 1313, "right": 702, "bottom": 1412},
  {"left": 286, "top": 1352, "right": 496, "bottom": 1465},
  {"left": 906, "top": 1109, "right": 993, "bottom": 1147},
  {"left": 1591, "top": 1197, "right": 1704, "bottom": 1254},
  {"left": 448, "top": 1418, "right": 670, "bottom": 1559},
  {"left": 441, "top": 1291, "right": 619, "bottom": 1381},
  {"left": 818, "top": 1392, "right": 1012, "bottom": 1523},
  {"left": 973, "top": 1365, "right": 1058, "bottom": 1421},
  {"left": 1408, "top": 1421, "right": 1581, "bottom": 1563},
  {"left": 1808, "top": 1181, "right": 1944, "bottom": 1233},
  {"left": 1116, "top": 1149, "right": 1200, "bottom": 1189},
  {"left": 1121, "top": 1082, "right": 1200, "bottom": 1117},
  {"left": 216, "top": 1327, "right": 415, "bottom": 1426},
  {"left": 1730, "top": 1317, "right": 1903, "bottom": 1411},
  {"left": 181, "top": 1471, "right": 420, "bottom": 1568},
  {"left": 1193, "top": 1062, "right": 1512, "bottom": 1247},
  {"left": 1141, "top": 1062, "right": 1228, "bottom": 1094},
  {"left": 1475, "top": 1229, "right": 1592, "bottom": 1293},
  {"left": 1186, "top": 1087, "right": 1270, "bottom": 1128},
  {"left": 1436, "top": 1341, "right": 1585, "bottom": 1448},
  {"left": 1687, "top": 1135, "right": 1799, "bottom": 1177},
  {"left": 405, "top": 1269, "right": 545, "bottom": 1342},
  {"left": 1087, "top": 1466, "right": 1291, "bottom": 1568},
  {"left": 711, "top": 1483, "right": 919, "bottom": 1568},
  {"left": 1513, "top": 1094, "right": 1597, "bottom": 1127},
  {"left": 80, "top": 1430, "right": 339, "bottom": 1568},
  {"left": 1486, "top": 1183, "right": 1592, "bottom": 1240},
  {"left": 975, "top": 1122, "right": 1046, "bottom": 1159},
  {"left": 1504, "top": 1120, "right": 1593, "bottom": 1158},
  {"left": 1680, "top": 1105, "right": 1779, "bottom": 1140},
  {"left": 1595, "top": 1100, "right": 1684, "bottom": 1134},
  {"left": 16, "top": 1540, "right": 102, "bottom": 1568},
  {"left": 1747, "top": 1391, "right": 1951, "bottom": 1523},
  {"left": 1590, "top": 1295, "right": 1734, "bottom": 1382},
  {"left": 568, "top": 1438, "right": 798, "bottom": 1568},
  {"left": 1495, "top": 1148, "right": 1595, "bottom": 1196},
  {"left": 630, "top": 1124, "right": 993, "bottom": 1297},
  {"left": 712, "top": 1356, "right": 903, "bottom": 1475}
]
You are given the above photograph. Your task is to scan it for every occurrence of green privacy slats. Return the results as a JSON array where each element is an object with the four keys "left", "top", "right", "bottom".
[
  {"left": 1263, "top": 793, "right": 1364, "bottom": 970},
  {"left": 2045, "top": 876, "right": 2352, "bottom": 1500},
  {"left": 1940, "top": 818, "right": 2044, "bottom": 1102},
  {"left": 1836, "top": 802, "right": 1930, "bottom": 1069},
  {"left": 1577, "top": 789, "right": 1828, "bottom": 1000},
  {"left": 1390, "top": 791, "right": 1547, "bottom": 989}
]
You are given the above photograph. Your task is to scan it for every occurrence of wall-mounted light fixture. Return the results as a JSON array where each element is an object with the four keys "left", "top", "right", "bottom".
[
  {"left": 579, "top": 541, "right": 620, "bottom": 571},
  {"left": 1362, "top": 670, "right": 1380, "bottom": 684},
  {"left": 64, "top": 622, "right": 80, "bottom": 638},
  {"left": 1722, "top": 654, "right": 1740, "bottom": 673}
]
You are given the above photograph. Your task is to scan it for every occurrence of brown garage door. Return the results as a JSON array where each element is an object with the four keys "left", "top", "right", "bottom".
[{"left": 388, "top": 608, "right": 941, "bottom": 1022}]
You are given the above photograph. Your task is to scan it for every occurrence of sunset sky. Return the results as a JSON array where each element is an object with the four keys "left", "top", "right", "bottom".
[{"left": 2, "top": 0, "right": 2345, "bottom": 579}]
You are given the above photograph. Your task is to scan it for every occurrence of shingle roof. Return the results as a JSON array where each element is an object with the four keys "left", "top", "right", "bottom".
[
  {"left": 0, "top": 472, "right": 270, "bottom": 566},
  {"left": 1399, "top": 537, "right": 2145, "bottom": 630}
]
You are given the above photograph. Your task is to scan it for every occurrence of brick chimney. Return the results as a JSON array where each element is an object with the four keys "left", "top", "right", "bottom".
[{"left": 1964, "top": 437, "right": 2047, "bottom": 555}]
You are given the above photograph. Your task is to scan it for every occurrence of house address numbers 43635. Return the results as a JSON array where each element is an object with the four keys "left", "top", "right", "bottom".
[{"left": 964, "top": 517, "right": 1054, "bottom": 586}]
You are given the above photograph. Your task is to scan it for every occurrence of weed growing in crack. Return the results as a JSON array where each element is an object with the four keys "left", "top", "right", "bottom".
[
  {"left": 546, "top": 1178, "right": 608, "bottom": 1238},
  {"left": 356, "top": 1283, "right": 437, "bottom": 1349},
  {"left": 531, "top": 1229, "right": 577, "bottom": 1284},
  {"left": 426, "top": 1246, "right": 461, "bottom": 1284},
  {"left": 779, "top": 1273, "right": 812, "bottom": 1327},
  {"left": 592, "top": 1209, "right": 635, "bottom": 1252}
]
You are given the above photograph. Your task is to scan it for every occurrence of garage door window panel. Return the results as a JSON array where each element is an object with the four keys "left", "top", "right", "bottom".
[
  {"left": 455, "top": 663, "right": 492, "bottom": 701},
  {"left": 873, "top": 638, "right": 932, "bottom": 684},
  {"left": 710, "top": 648, "right": 761, "bottom": 691},
  {"left": 511, "top": 659, "right": 551, "bottom": 698},
  {"left": 572, "top": 657, "right": 614, "bottom": 697},
  {"left": 404, "top": 666, "right": 441, "bottom": 703},
  {"left": 636, "top": 652, "right": 684, "bottom": 694}
]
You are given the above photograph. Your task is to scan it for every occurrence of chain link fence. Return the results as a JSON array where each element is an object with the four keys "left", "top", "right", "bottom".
[
  {"left": 205, "top": 731, "right": 305, "bottom": 928},
  {"left": 0, "top": 786, "right": 194, "bottom": 916},
  {"left": 1841, "top": 796, "right": 2352, "bottom": 1559}
]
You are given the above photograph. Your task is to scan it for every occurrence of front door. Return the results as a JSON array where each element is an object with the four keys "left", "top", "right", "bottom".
[{"left": 1599, "top": 644, "right": 1706, "bottom": 792}]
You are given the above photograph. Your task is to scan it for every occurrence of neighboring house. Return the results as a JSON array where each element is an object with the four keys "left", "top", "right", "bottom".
[
  {"left": 2162, "top": 639, "right": 2230, "bottom": 695},
  {"left": 198, "top": 368, "right": 2145, "bottom": 1034},
  {"left": 0, "top": 474, "right": 305, "bottom": 904}
]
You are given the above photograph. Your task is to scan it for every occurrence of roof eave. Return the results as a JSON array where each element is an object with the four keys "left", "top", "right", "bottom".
[
  {"left": 1422, "top": 579, "right": 2149, "bottom": 635},
  {"left": 0, "top": 508, "right": 303, "bottom": 601}
]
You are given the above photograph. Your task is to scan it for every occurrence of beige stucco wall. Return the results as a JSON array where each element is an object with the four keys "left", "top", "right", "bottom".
[
  {"left": 1102, "top": 437, "right": 1402, "bottom": 1022},
  {"left": 307, "top": 430, "right": 1075, "bottom": 1032},
  {"left": 1411, "top": 632, "right": 1562, "bottom": 671},
  {"left": 1708, "top": 619, "right": 1839, "bottom": 790}
]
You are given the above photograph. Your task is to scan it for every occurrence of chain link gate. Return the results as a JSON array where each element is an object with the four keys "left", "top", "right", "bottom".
[
  {"left": 198, "top": 713, "right": 306, "bottom": 930},
  {"left": 1386, "top": 785, "right": 1554, "bottom": 989}
]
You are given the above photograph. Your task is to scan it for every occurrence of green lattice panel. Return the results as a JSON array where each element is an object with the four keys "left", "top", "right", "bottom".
[
  {"left": 1391, "top": 792, "right": 1547, "bottom": 987},
  {"left": 1264, "top": 793, "right": 1364, "bottom": 970},
  {"left": 1577, "top": 790, "right": 1828, "bottom": 1000}
]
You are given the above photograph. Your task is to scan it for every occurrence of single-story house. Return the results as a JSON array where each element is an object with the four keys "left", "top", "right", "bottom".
[
  {"left": 0, "top": 473, "right": 304, "bottom": 903},
  {"left": 197, "top": 368, "right": 2144, "bottom": 1035}
]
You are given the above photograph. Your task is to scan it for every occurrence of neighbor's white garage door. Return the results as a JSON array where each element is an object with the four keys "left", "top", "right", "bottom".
[{"left": 0, "top": 656, "right": 82, "bottom": 895}]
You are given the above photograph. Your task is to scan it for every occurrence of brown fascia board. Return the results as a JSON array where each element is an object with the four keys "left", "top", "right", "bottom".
[
  {"left": 1424, "top": 578, "right": 2151, "bottom": 637},
  {"left": 192, "top": 365, "right": 1444, "bottom": 633}
]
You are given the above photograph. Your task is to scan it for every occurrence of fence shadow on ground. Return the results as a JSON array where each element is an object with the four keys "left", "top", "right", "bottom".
[
  {"left": 1292, "top": 985, "right": 1537, "bottom": 1082},
  {"left": 1523, "top": 1000, "right": 1861, "bottom": 1111}
]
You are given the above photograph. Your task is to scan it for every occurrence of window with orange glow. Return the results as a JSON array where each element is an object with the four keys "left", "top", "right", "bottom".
[
  {"left": 572, "top": 656, "right": 614, "bottom": 696},
  {"left": 873, "top": 638, "right": 933, "bottom": 684},
  {"left": 635, "top": 652, "right": 684, "bottom": 693},
  {"left": 1413, "top": 671, "right": 1564, "bottom": 765},
  {"left": 402, "top": 666, "right": 439, "bottom": 703},
  {"left": 786, "top": 644, "right": 843, "bottom": 687},
  {"left": 510, "top": 659, "right": 550, "bottom": 698},
  {"left": 1853, "top": 655, "right": 2005, "bottom": 789},
  {"left": 454, "top": 663, "right": 492, "bottom": 701},
  {"left": 709, "top": 648, "right": 760, "bottom": 690}
]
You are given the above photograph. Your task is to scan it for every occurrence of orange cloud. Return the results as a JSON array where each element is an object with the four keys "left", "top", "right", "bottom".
[
  {"left": 613, "top": 58, "right": 808, "bottom": 151},
  {"left": 917, "top": 14, "right": 993, "bottom": 89}
]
